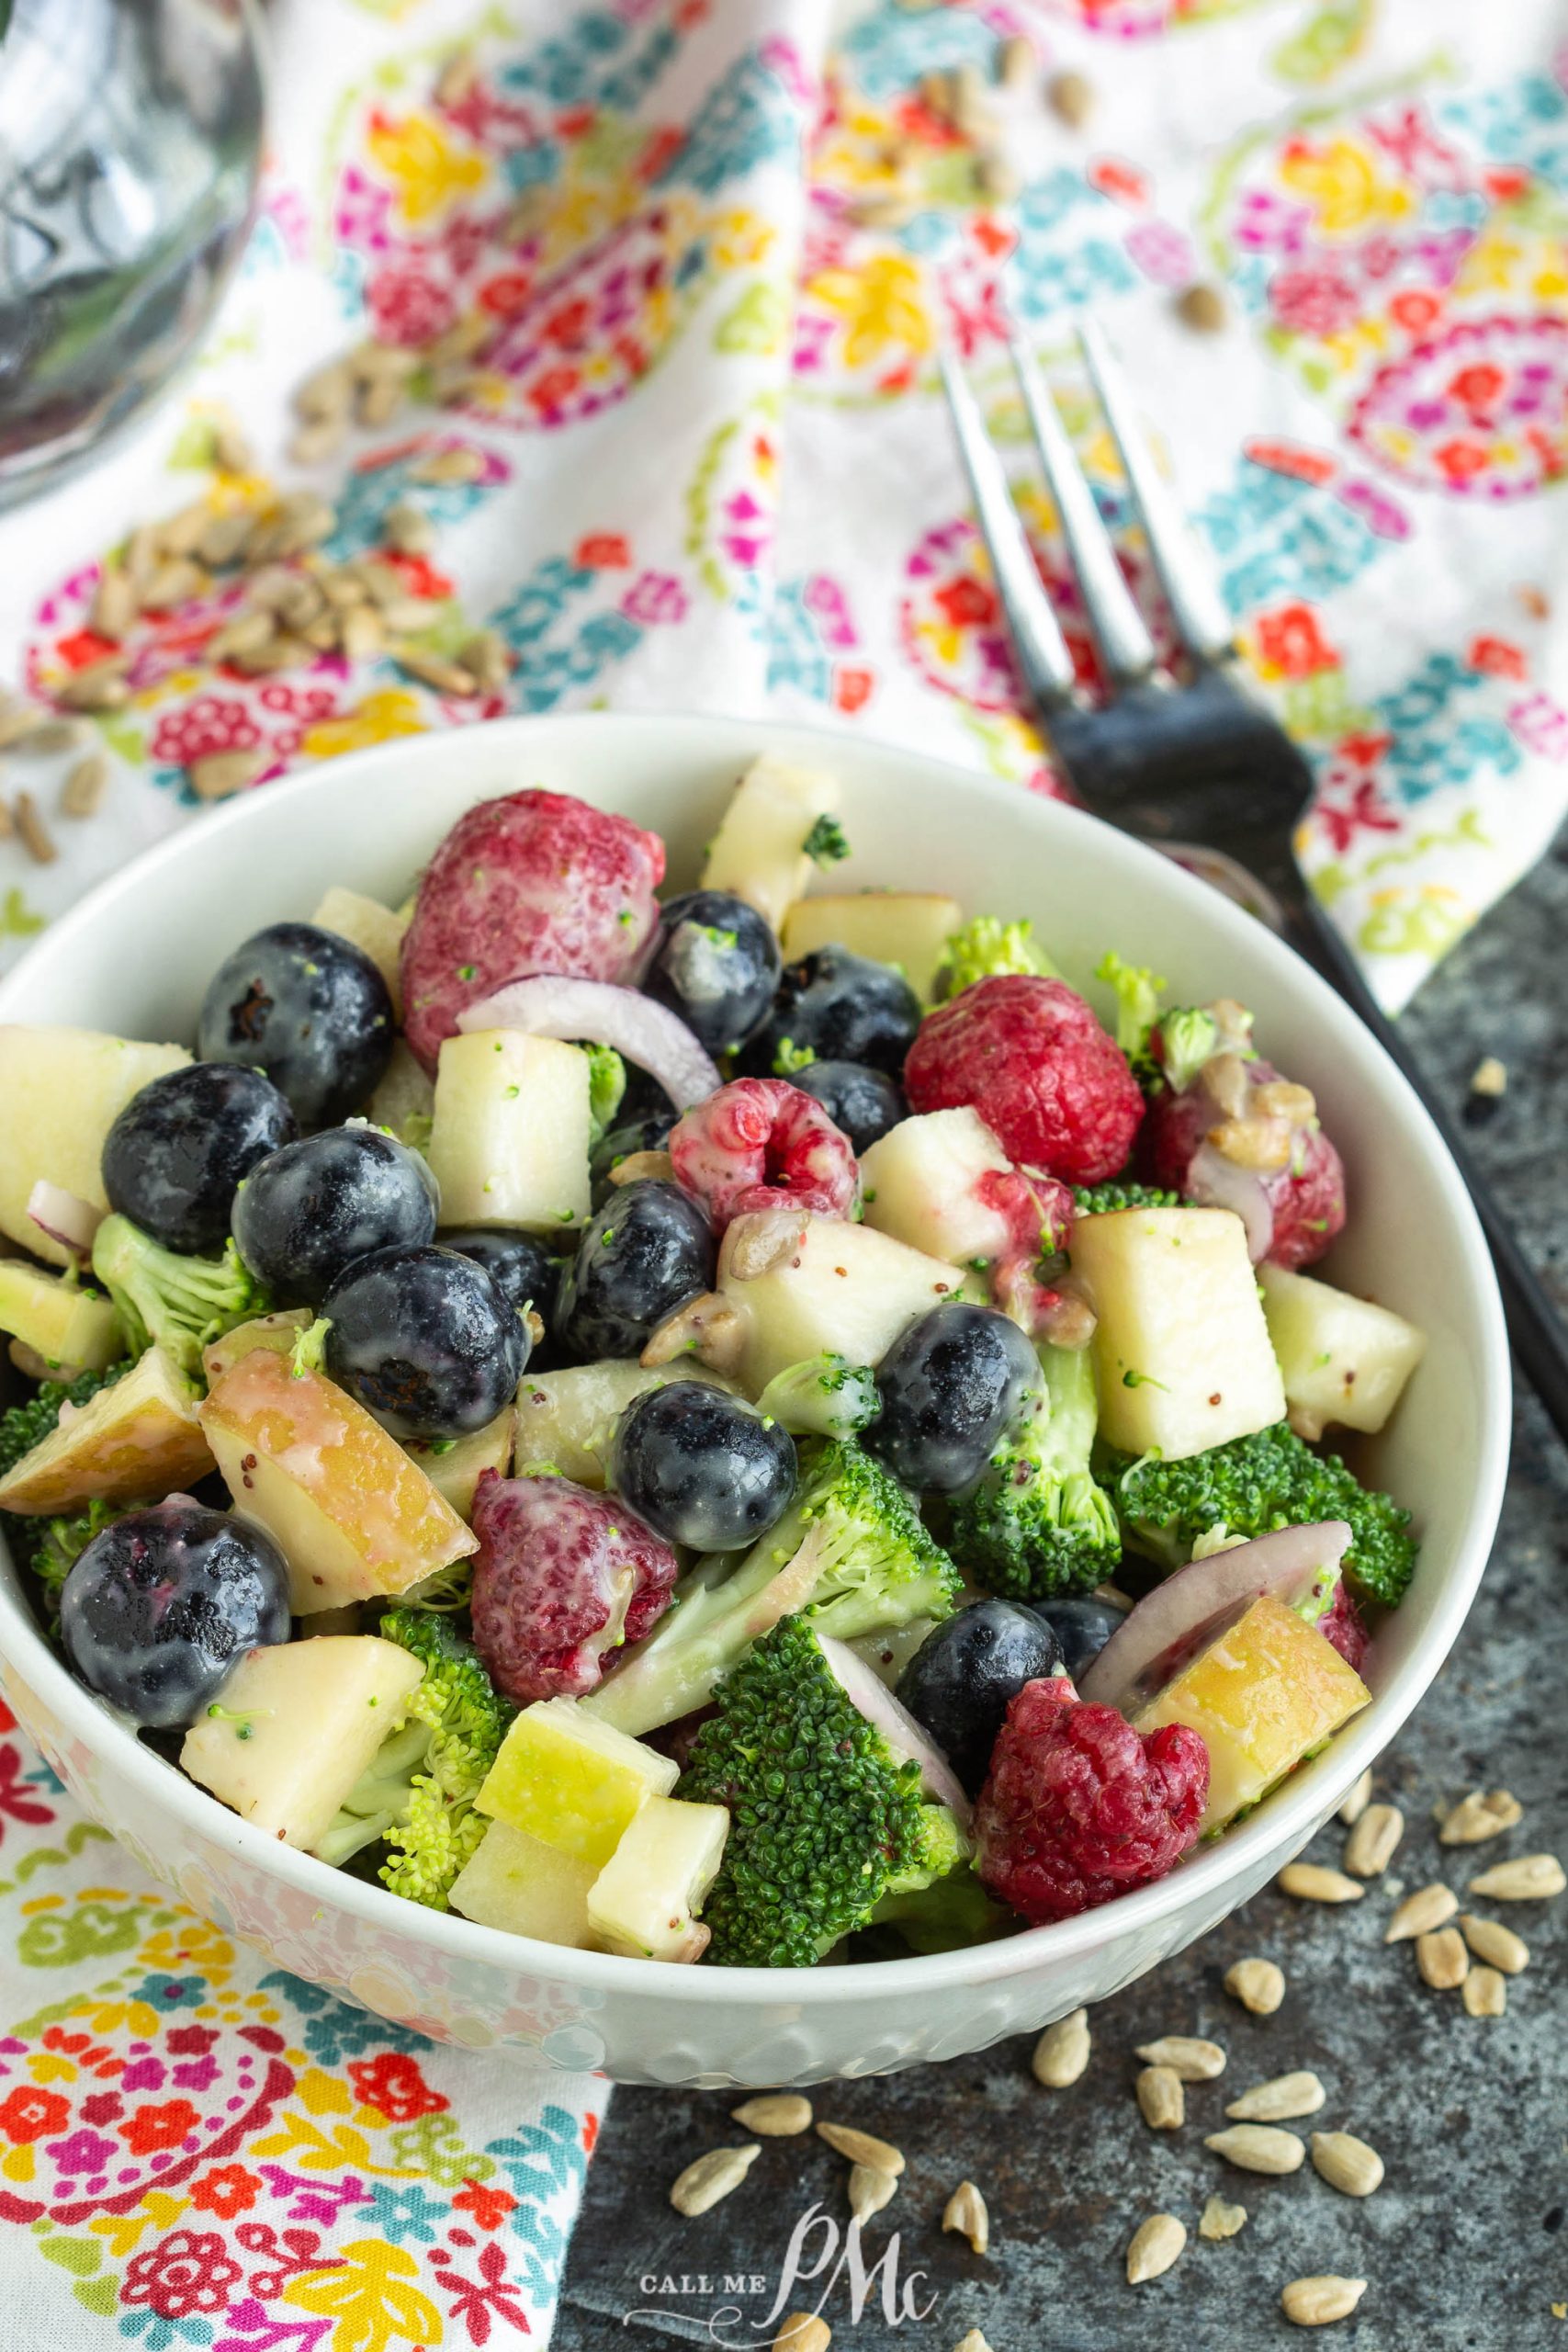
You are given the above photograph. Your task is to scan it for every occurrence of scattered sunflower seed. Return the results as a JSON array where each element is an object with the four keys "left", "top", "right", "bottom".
[
  {"left": 1032, "top": 2009, "right": 1089, "bottom": 2087},
  {"left": 295, "top": 357, "right": 354, "bottom": 422},
  {"left": 341, "top": 606, "right": 386, "bottom": 662},
  {"left": 669, "top": 2143, "right": 761, "bottom": 2217},
  {"left": 197, "top": 511, "right": 256, "bottom": 569},
  {"left": 1469, "top": 1853, "right": 1564, "bottom": 1901},
  {"left": 608, "top": 1149, "right": 675, "bottom": 1187},
  {"left": 56, "top": 661, "right": 130, "bottom": 712},
  {"left": 1344, "top": 1802, "right": 1403, "bottom": 1878},
  {"left": 1135, "top": 2036, "right": 1225, "bottom": 2081},
  {"left": 60, "top": 751, "right": 109, "bottom": 819},
  {"left": 1280, "top": 2275, "right": 1367, "bottom": 2328},
  {"left": 1384, "top": 1883, "right": 1457, "bottom": 1942},
  {"left": 408, "top": 444, "right": 486, "bottom": 485},
  {"left": 1203, "top": 2124, "right": 1305, "bottom": 2176},
  {"left": 1224, "top": 1957, "right": 1285, "bottom": 2015},
  {"left": 1047, "top": 69, "right": 1094, "bottom": 126},
  {"left": 1199, "top": 2195, "right": 1247, "bottom": 2242},
  {"left": 1176, "top": 282, "right": 1228, "bottom": 334},
  {"left": 1461, "top": 1965, "right": 1507, "bottom": 2018},
  {"left": 998, "top": 33, "right": 1033, "bottom": 88},
  {"left": 1415, "top": 1927, "right": 1469, "bottom": 1990},
  {"left": 123, "top": 521, "right": 161, "bottom": 590},
  {"left": 848, "top": 2164, "right": 897, "bottom": 2223},
  {"left": 1439, "top": 1790, "right": 1524, "bottom": 1846},
  {"left": 391, "top": 646, "right": 479, "bottom": 697},
  {"left": 0, "top": 698, "right": 42, "bottom": 747},
  {"left": 189, "top": 749, "right": 265, "bottom": 802},
  {"left": 951, "top": 2334, "right": 993, "bottom": 2352},
  {"left": 12, "top": 790, "right": 56, "bottom": 864},
  {"left": 0, "top": 796, "right": 12, "bottom": 838},
  {"left": 1278, "top": 1863, "right": 1364, "bottom": 1905},
  {"left": 975, "top": 153, "right": 1020, "bottom": 202},
  {"left": 1225, "top": 2072, "right": 1325, "bottom": 2123},
  {"left": 459, "top": 628, "right": 511, "bottom": 693},
  {"left": 141, "top": 557, "right": 207, "bottom": 612},
  {"left": 1310, "top": 2130, "right": 1383, "bottom": 2198},
  {"left": 19, "top": 717, "right": 86, "bottom": 752},
  {"left": 1337, "top": 1768, "right": 1372, "bottom": 1826},
  {"left": 1469, "top": 1056, "right": 1507, "bottom": 1101},
  {"left": 383, "top": 501, "right": 436, "bottom": 556},
  {"left": 1126, "top": 2212, "right": 1186, "bottom": 2285},
  {"left": 290, "top": 416, "right": 348, "bottom": 469},
  {"left": 731, "top": 2094, "right": 811, "bottom": 2137},
  {"left": 942, "top": 2180, "right": 989, "bottom": 2256},
  {"left": 207, "top": 610, "right": 276, "bottom": 662},
  {"left": 1136, "top": 2065, "right": 1184, "bottom": 2132},
  {"left": 212, "top": 421, "right": 254, "bottom": 475},
  {"left": 816, "top": 2121, "right": 904, "bottom": 2177},
  {"left": 89, "top": 567, "right": 138, "bottom": 640},
  {"left": 1458, "top": 1913, "right": 1529, "bottom": 1973},
  {"left": 772, "top": 2314, "right": 829, "bottom": 2352},
  {"left": 434, "top": 46, "right": 478, "bottom": 108}
]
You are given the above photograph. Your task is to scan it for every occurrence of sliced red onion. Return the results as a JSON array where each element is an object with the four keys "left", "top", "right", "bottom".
[
  {"left": 456, "top": 975, "right": 720, "bottom": 1111},
  {"left": 818, "top": 1631, "right": 973, "bottom": 1831},
  {"left": 28, "top": 1181, "right": 105, "bottom": 1263},
  {"left": 1078, "top": 1521, "right": 1351, "bottom": 1719},
  {"left": 1185, "top": 1140, "right": 1274, "bottom": 1262}
]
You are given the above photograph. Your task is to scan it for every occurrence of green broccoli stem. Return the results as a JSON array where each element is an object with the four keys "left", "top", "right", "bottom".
[{"left": 90, "top": 1214, "right": 268, "bottom": 1377}]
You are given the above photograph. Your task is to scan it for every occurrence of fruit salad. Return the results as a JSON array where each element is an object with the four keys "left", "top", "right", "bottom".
[{"left": 0, "top": 756, "right": 1427, "bottom": 1969}]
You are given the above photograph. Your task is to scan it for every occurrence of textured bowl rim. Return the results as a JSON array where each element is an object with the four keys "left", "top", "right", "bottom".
[{"left": 0, "top": 709, "right": 1512, "bottom": 2007}]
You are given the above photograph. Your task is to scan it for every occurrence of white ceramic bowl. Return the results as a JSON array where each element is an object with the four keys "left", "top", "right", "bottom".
[{"left": 0, "top": 713, "right": 1510, "bottom": 2086}]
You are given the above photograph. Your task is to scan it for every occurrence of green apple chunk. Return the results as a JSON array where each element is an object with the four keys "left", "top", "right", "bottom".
[
  {"left": 180, "top": 1634, "right": 425, "bottom": 1852},
  {"left": 0, "top": 1260, "right": 120, "bottom": 1373},
  {"left": 781, "top": 891, "right": 962, "bottom": 1001},
  {"left": 0, "top": 1026, "right": 190, "bottom": 1267},
  {"left": 367, "top": 1040, "right": 434, "bottom": 1148},
  {"left": 448, "top": 1820, "right": 601, "bottom": 1948},
  {"left": 699, "top": 753, "right": 840, "bottom": 933},
  {"left": 1069, "top": 1204, "right": 1286, "bottom": 1461},
  {"left": 587, "top": 1794, "right": 730, "bottom": 1962},
  {"left": 310, "top": 885, "right": 409, "bottom": 1016},
  {"left": 402, "top": 1405, "right": 514, "bottom": 1521},
  {"left": 1259, "top": 1263, "right": 1426, "bottom": 1442},
  {"left": 860, "top": 1106, "right": 1021, "bottom": 1266},
  {"left": 0, "top": 1344, "right": 212, "bottom": 1513},
  {"left": 513, "top": 1359, "right": 738, "bottom": 1487},
  {"left": 425, "top": 1029, "right": 592, "bottom": 1230},
  {"left": 200, "top": 1307, "right": 314, "bottom": 1388},
  {"left": 476, "top": 1697, "right": 678, "bottom": 1868}
]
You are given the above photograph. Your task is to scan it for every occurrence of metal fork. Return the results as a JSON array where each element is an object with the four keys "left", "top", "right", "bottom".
[{"left": 941, "top": 321, "right": 1568, "bottom": 1445}]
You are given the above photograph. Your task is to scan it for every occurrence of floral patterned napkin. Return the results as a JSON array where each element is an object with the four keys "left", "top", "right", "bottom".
[{"left": 6, "top": 0, "right": 1568, "bottom": 2340}]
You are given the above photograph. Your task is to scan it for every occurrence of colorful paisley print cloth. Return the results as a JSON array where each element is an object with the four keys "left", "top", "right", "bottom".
[{"left": 4, "top": 0, "right": 1568, "bottom": 2331}]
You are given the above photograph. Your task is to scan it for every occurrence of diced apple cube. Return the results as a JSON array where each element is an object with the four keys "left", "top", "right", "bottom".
[
  {"left": 403, "top": 1406, "right": 514, "bottom": 1521},
  {"left": 860, "top": 1108, "right": 1021, "bottom": 1267},
  {"left": 476, "top": 1696, "right": 677, "bottom": 1867},
  {"left": 1068, "top": 1205, "right": 1286, "bottom": 1460},
  {"left": 1134, "top": 1593, "right": 1370, "bottom": 1835},
  {"left": 179, "top": 1635, "right": 424, "bottom": 1853},
  {"left": 709, "top": 1209, "right": 977, "bottom": 1396},
  {"left": 700, "top": 754, "right": 840, "bottom": 933},
  {"left": 1259, "top": 1264, "right": 1426, "bottom": 1441},
  {"left": 0, "top": 1260, "right": 121, "bottom": 1374},
  {"left": 448, "top": 1821, "right": 601, "bottom": 1948},
  {"left": 513, "top": 1360, "right": 739, "bottom": 1487},
  {"left": 310, "top": 886, "right": 409, "bottom": 1017},
  {"left": 425, "top": 1029, "right": 591, "bottom": 1231},
  {"left": 199, "top": 1350, "right": 476, "bottom": 1613},
  {"left": 201, "top": 1308, "right": 314, "bottom": 1388},
  {"left": 0, "top": 1027, "right": 190, "bottom": 1267},
  {"left": 367, "top": 1040, "right": 434, "bottom": 1148},
  {"left": 782, "top": 891, "right": 962, "bottom": 1001},
  {"left": 587, "top": 1794, "right": 729, "bottom": 1962},
  {"left": 0, "top": 1344, "right": 211, "bottom": 1514}
]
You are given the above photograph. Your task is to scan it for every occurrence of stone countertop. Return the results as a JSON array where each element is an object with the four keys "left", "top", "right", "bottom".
[{"left": 554, "top": 832, "right": 1568, "bottom": 2352}]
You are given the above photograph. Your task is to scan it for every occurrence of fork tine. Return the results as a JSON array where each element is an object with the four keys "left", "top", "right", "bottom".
[
  {"left": 937, "top": 346, "right": 1079, "bottom": 709},
  {"left": 1076, "top": 314, "right": 1234, "bottom": 663},
  {"left": 1006, "top": 329, "right": 1158, "bottom": 689}
]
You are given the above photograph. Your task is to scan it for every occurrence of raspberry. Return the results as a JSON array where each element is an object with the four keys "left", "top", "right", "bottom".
[
  {"left": 400, "top": 788, "right": 665, "bottom": 1071},
  {"left": 1145, "top": 1058, "right": 1347, "bottom": 1271},
  {"left": 470, "top": 1471, "right": 677, "bottom": 1705},
  {"left": 669, "top": 1076, "right": 860, "bottom": 1228},
  {"left": 975, "top": 1678, "right": 1209, "bottom": 1925},
  {"left": 1318, "top": 1581, "right": 1369, "bottom": 1672},
  {"left": 904, "top": 977, "right": 1144, "bottom": 1185}
]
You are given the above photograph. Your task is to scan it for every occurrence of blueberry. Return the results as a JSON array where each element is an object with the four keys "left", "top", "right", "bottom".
[
  {"left": 792, "top": 1059, "right": 906, "bottom": 1154},
  {"left": 612, "top": 1378, "right": 796, "bottom": 1552},
  {"left": 198, "top": 921, "right": 395, "bottom": 1126},
  {"left": 642, "top": 888, "right": 781, "bottom": 1056},
  {"left": 617, "top": 1062, "right": 679, "bottom": 1125},
  {"left": 897, "top": 1600, "right": 1064, "bottom": 1795},
  {"left": 232, "top": 1125, "right": 437, "bottom": 1305},
  {"left": 439, "top": 1227, "right": 562, "bottom": 1324},
  {"left": 323, "top": 1243, "right": 526, "bottom": 1438},
  {"left": 743, "top": 946, "right": 921, "bottom": 1080},
  {"left": 866, "top": 1302, "right": 1041, "bottom": 1493},
  {"left": 60, "top": 1503, "right": 290, "bottom": 1728},
  {"left": 554, "top": 1181, "right": 714, "bottom": 1362},
  {"left": 101, "top": 1064, "right": 298, "bottom": 1254},
  {"left": 590, "top": 1110, "right": 676, "bottom": 1209},
  {"left": 1035, "top": 1593, "right": 1124, "bottom": 1683}
]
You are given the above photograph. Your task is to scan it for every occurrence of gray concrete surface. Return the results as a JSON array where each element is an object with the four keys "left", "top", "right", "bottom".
[{"left": 554, "top": 830, "right": 1568, "bottom": 2352}]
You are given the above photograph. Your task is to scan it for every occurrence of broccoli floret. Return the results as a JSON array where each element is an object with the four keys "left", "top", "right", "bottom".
[
  {"left": 316, "top": 1609, "right": 514, "bottom": 1906},
  {"left": 0, "top": 1363, "right": 132, "bottom": 1585},
  {"left": 677, "top": 1616, "right": 968, "bottom": 1965},
  {"left": 1154, "top": 1006, "right": 1223, "bottom": 1092},
  {"left": 289, "top": 1317, "right": 333, "bottom": 1377},
  {"left": 772, "top": 1036, "right": 818, "bottom": 1076},
  {"left": 1072, "top": 1182, "right": 1181, "bottom": 1216},
  {"left": 1108, "top": 1422, "right": 1416, "bottom": 1607},
  {"left": 755, "top": 1352, "right": 879, "bottom": 1441},
  {"left": 802, "top": 814, "right": 851, "bottom": 867},
  {"left": 1095, "top": 950, "right": 1166, "bottom": 1065},
  {"left": 866, "top": 1861, "right": 1010, "bottom": 1954},
  {"left": 934, "top": 915, "right": 1056, "bottom": 999},
  {"left": 949, "top": 1342, "right": 1119, "bottom": 1600},
  {"left": 583, "top": 1045, "right": 626, "bottom": 1145},
  {"left": 586, "top": 1438, "right": 962, "bottom": 1735},
  {"left": 31, "top": 1498, "right": 124, "bottom": 1611},
  {"left": 90, "top": 1214, "right": 268, "bottom": 1378}
]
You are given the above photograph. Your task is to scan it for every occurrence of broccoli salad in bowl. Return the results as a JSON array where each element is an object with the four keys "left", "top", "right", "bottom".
[{"left": 0, "top": 752, "right": 1426, "bottom": 1972}]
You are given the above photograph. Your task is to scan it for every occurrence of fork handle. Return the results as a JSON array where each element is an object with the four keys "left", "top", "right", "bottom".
[{"left": 1289, "top": 894, "right": 1562, "bottom": 1442}]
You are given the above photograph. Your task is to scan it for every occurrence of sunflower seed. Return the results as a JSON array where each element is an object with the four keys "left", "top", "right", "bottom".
[
  {"left": 998, "top": 33, "right": 1033, "bottom": 87},
  {"left": 731, "top": 2094, "right": 810, "bottom": 2137},
  {"left": 1337, "top": 1768, "right": 1372, "bottom": 1825},
  {"left": 1279, "top": 1864, "right": 1363, "bottom": 1905},
  {"left": 1176, "top": 282, "right": 1228, "bottom": 334},
  {"left": 1225, "top": 2072, "right": 1325, "bottom": 2123},
  {"left": 20, "top": 717, "right": 86, "bottom": 753},
  {"left": 771, "top": 2313, "right": 829, "bottom": 2352},
  {"left": 207, "top": 610, "right": 276, "bottom": 662},
  {"left": 408, "top": 444, "right": 486, "bottom": 484},
  {"left": 89, "top": 567, "right": 138, "bottom": 639},
  {"left": 189, "top": 749, "right": 265, "bottom": 802},
  {"left": 423, "top": 310, "right": 493, "bottom": 368},
  {"left": 1461, "top": 1965, "right": 1506, "bottom": 2017},
  {"left": 1135, "top": 2036, "right": 1225, "bottom": 2081},
  {"left": 1384, "top": 1883, "right": 1457, "bottom": 1942},
  {"left": 816, "top": 2121, "right": 904, "bottom": 2177},
  {"left": 352, "top": 336, "right": 420, "bottom": 384},
  {"left": 212, "top": 421, "right": 254, "bottom": 475},
  {"left": 1032, "top": 2008, "right": 1089, "bottom": 2087},
  {"left": 197, "top": 511, "right": 256, "bottom": 570},
  {"left": 141, "top": 558, "right": 208, "bottom": 613},
  {"left": 435, "top": 47, "right": 478, "bottom": 108},
  {"left": 1136, "top": 2066, "right": 1184, "bottom": 2132},
  {"left": 13, "top": 790, "right": 56, "bottom": 864},
  {"left": 951, "top": 2335, "right": 992, "bottom": 2352},
  {"left": 0, "top": 796, "right": 12, "bottom": 837},
  {"left": 1458, "top": 1913, "right": 1529, "bottom": 1973},
  {"left": 669, "top": 2143, "right": 761, "bottom": 2217},
  {"left": 1310, "top": 2130, "right": 1383, "bottom": 2197},
  {"left": 608, "top": 1149, "right": 675, "bottom": 1188},
  {"left": 123, "top": 522, "right": 161, "bottom": 590},
  {"left": 1047, "top": 69, "right": 1093, "bottom": 126},
  {"left": 379, "top": 596, "right": 444, "bottom": 632},
  {"left": 1438, "top": 1789, "right": 1523, "bottom": 1845},
  {"left": 1126, "top": 2212, "right": 1186, "bottom": 2284},
  {"left": 1203, "top": 2124, "right": 1305, "bottom": 2176},
  {"left": 975, "top": 153, "right": 1020, "bottom": 202},
  {"left": 230, "top": 635, "right": 311, "bottom": 675},
  {"left": 290, "top": 416, "right": 348, "bottom": 469},
  {"left": 391, "top": 646, "right": 478, "bottom": 697},
  {"left": 459, "top": 629, "right": 511, "bottom": 693},
  {"left": 341, "top": 606, "right": 386, "bottom": 662},
  {"left": 1280, "top": 2275, "right": 1367, "bottom": 2327},
  {"left": 0, "top": 698, "right": 42, "bottom": 747},
  {"left": 1469, "top": 1853, "right": 1564, "bottom": 1901},
  {"left": 1224, "top": 1957, "right": 1285, "bottom": 2015},
  {"left": 158, "top": 498, "right": 214, "bottom": 558},
  {"left": 295, "top": 357, "right": 354, "bottom": 422},
  {"left": 1199, "top": 2195, "right": 1247, "bottom": 2241},
  {"left": 942, "top": 2180, "right": 988, "bottom": 2255},
  {"left": 1416, "top": 1927, "right": 1469, "bottom": 1990},
  {"left": 848, "top": 2164, "right": 897, "bottom": 2223},
  {"left": 60, "top": 751, "right": 108, "bottom": 819},
  {"left": 55, "top": 661, "right": 130, "bottom": 712},
  {"left": 1344, "top": 1802, "right": 1403, "bottom": 1878},
  {"left": 383, "top": 502, "right": 436, "bottom": 557}
]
